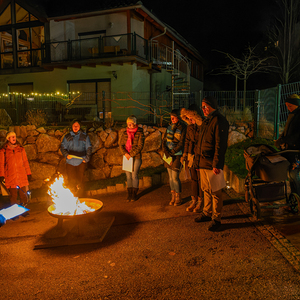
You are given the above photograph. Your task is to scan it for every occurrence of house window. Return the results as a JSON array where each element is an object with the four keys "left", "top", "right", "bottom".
[
  {"left": 0, "top": 2, "right": 45, "bottom": 70},
  {"left": 9, "top": 82, "right": 33, "bottom": 94},
  {"left": 68, "top": 79, "right": 111, "bottom": 120}
]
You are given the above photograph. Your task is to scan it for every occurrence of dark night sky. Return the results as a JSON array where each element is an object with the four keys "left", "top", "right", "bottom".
[{"left": 141, "top": 0, "right": 277, "bottom": 90}]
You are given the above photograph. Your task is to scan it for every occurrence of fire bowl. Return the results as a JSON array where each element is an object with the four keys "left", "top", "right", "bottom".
[{"left": 48, "top": 198, "right": 103, "bottom": 220}]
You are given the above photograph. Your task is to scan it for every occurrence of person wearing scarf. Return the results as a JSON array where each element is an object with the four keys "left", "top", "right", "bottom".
[
  {"left": 275, "top": 94, "right": 300, "bottom": 196},
  {"left": 119, "top": 115, "right": 144, "bottom": 201},
  {"left": 0, "top": 131, "right": 31, "bottom": 206},
  {"left": 162, "top": 109, "right": 187, "bottom": 206}
]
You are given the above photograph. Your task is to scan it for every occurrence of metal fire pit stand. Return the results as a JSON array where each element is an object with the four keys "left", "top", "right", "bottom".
[{"left": 34, "top": 199, "right": 115, "bottom": 249}]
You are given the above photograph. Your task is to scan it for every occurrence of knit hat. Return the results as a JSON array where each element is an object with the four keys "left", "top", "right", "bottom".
[
  {"left": 202, "top": 96, "right": 218, "bottom": 109},
  {"left": 285, "top": 94, "right": 300, "bottom": 106},
  {"left": 126, "top": 115, "right": 137, "bottom": 124},
  {"left": 6, "top": 131, "right": 16, "bottom": 140}
]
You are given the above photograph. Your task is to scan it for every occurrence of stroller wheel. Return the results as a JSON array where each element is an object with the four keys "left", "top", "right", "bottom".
[
  {"left": 250, "top": 197, "right": 261, "bottom": 219},
  {"left": 287, "top": 193, "right": 300, "bottom": 214}
]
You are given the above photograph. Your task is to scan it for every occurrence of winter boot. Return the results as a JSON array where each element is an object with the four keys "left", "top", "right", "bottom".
[
  {"left": 193, "top": 197, "right": 204, "bottom": 213},
  {"left": 186, "top": 196, "right": 197, "bottom": 212},
  {"left": 126, "top": 188, "right": 133, "bottom": 202},
  {"left": 169, "top": 190, "right": 176, "bottom": 205},
  {"left": 131, "top": 188, "right": 139, "bottom": 201},
  {"left": 174, "top": 192, "right": 182, "bottom": 206}
]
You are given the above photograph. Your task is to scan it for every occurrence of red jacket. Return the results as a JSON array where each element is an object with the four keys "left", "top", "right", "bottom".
[{"left": 0, "top": 142, "right": 31, "bottom": 188}]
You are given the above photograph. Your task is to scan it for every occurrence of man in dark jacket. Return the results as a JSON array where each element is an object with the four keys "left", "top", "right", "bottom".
[
  {"left": 193, "top": 96, "right": 229, "bottom": 231},
  {"left": 275, "top": 94, "right": 300, "bottom": 195}
]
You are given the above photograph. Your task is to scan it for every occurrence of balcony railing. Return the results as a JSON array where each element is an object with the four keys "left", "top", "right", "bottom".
[{"left": 42, "top": 33, "right": 149, "bottom": 63}]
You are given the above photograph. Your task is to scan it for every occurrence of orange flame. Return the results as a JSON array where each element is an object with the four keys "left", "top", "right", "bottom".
[{"left": 47, "top": 175, "right": 95, "bottom": 215}]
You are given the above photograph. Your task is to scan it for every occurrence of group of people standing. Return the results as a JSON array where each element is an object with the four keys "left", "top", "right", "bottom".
[
  {"left": 120, "top": 96, "right": 229, "bottom": 231},
  {"left": 161, "top": 96, "right": 229, "bottom": 231},
  {"left": 0, "top": 119, "right": 92, "bottom": 206},
  {"left": 0, "top": 97, "right": 230, "bottom": 232}
]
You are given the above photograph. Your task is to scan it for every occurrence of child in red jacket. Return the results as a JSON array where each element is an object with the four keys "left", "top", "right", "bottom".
[{"left": 0, "top": 132, "right": 31, "bottom": 205}]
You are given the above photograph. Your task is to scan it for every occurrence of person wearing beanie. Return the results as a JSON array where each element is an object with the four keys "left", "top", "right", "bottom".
[
  {"left": 162, "top": 109, "right": 187, "bottom": 206},
  {"left": 180, "top": 105, "right": 204, "bottom": 213},
  {"left": 275, "top": 94, "right": 300, "bottom": 155},
  {"left": 0, "top": 132, "right": 31, "bottom": 205},
  {"left": 275, "top": 94, "right": 300, "bottom": 196},
  {"left": 193, "top": 97, "right": 229, "bottom": 231},
  {"left": 119, "top": 115, "right": 144, "bottom": 201},
  {"left": 61, "top": 119, "right": 92, "bottom": 196}
]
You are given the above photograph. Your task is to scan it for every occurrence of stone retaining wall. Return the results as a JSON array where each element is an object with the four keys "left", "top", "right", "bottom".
[{"left": 0, "top": 124, "right": 246, "bottom": 194}]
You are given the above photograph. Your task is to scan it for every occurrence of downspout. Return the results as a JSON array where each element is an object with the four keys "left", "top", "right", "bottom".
[{"left": 150, "top": 28, "right": 167, "bottom": 124}]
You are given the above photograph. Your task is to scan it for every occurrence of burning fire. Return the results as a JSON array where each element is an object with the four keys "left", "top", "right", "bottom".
[{"left": 47, "top": 175, "right": 96, "bottom": 216}]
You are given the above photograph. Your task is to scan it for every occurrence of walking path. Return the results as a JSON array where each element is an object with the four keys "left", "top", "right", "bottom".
[
  {"left": 1, "top": 182, "right": 300, "bottom": 272},
  {"left": 225, "top": 187, "right": 300, "bottom": 272}
]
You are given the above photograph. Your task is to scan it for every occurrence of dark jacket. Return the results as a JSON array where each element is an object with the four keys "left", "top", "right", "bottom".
[
  {"left": 162, "top": 121, "right": 186, "bottom": 171},
  {"left": 183, "top": 124, "right": 200, "bottom": 155},
  {"left": 194, "top": 109, "right": 229, "bottom": 170},
  {"left": 275, "top": 106, "right": 300, "bottom": 163},
  {"left": 119, "top": 127, "right": 144, "bottom": 159},
  {"left": 61, "top": 131, "right": 92, "bottom": 166},
  {"left": 180, "top": 107, "right": 203, "bottom": 155}
]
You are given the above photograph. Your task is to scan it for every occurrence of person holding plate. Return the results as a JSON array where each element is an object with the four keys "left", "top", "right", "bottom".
[
  {"left": 61, "top": 119, "right": 92, "bottom": 196},
  {"left": 193, "top": 97, "right": 229, "bottom": 231},
  {"left": 119, "top": 115, "right": 144, "bottom": 201}
]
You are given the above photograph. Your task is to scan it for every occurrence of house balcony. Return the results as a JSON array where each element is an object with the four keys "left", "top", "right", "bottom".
[{"left": 41, "top": 33, "right": 151, "bottom": 69}]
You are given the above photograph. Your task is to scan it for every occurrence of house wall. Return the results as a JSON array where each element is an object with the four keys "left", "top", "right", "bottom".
[
  {"left": 49, "top": 12, "right": 144, "bottom": 41},
  {"left": 0, "top": 63, "right": 151, "bottom": 94}
]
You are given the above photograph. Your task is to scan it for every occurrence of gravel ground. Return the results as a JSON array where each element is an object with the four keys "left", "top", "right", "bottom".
[{"left": 1, "top": 183, "right": 300, "bottom": 299}]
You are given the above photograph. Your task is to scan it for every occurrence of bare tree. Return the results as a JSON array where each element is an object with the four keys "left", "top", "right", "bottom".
[
  {"left": 266, "top": 0, "right": 300, "bottom": 84},
  {"left": 210, "top": 46, "right": 272, "bottom": 108}
]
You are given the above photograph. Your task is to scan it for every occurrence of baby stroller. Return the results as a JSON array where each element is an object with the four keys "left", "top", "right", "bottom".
[{"left": 244, "top": 144, "right": 300, "bottom": 219}]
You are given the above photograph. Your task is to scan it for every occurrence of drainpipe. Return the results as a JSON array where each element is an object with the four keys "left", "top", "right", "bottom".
[{"left": 150, "top": 28, "right": 167, "bottom": 124}]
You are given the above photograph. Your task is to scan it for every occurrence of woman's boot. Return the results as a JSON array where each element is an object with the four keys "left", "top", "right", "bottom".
[
  {"left": 174, "top": 192, "right": 182, "bottom": 206},
  {"left": 169, "top": 190, "right": 176, "bottom": 205},
  {"left": 131, "top": 188, "right": 139, "bottom": 201},
  {"left": 126, "top": 188, "right": 133, "bottom": 202},
  {"left": 186, "top": 196, "right": 197, "bottom": 212},
  {"left": 193, "top": 197, "right": 204, "bottom": 213}
]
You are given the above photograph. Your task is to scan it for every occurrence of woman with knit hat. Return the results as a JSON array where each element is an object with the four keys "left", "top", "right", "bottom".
[
  {"left": 275, "top": 94, "right": 300, "bottom": 196},
  {"left": 0, "top": 131, "right": 31, "bottom": 205},
  {"left": 119, "top": 115, "right": 144, "bottom": 201},
  {"left": 180, "top": 104, "right": 204, "bottom": 212},
  {"left": 162, "top": 109, "right": 187, "bottom": 206}
]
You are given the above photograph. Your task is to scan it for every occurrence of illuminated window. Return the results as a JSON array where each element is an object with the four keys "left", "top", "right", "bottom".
[{"left": 0, "top": 2, "right": 45, "bottom": 70}]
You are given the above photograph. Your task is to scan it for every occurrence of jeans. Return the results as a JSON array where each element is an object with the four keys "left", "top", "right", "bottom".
[
  {"left": 167, "top": 168, "right": 181, "bottom": 193},
  {"left": 126, "top": 158, "right": 142, "bottom": 188}
]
